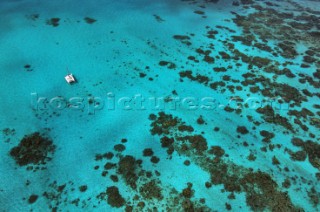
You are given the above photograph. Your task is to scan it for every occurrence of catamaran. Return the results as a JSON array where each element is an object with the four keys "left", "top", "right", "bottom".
[{"left": 65, "top": 68, "right": 76, "bottom": 84}]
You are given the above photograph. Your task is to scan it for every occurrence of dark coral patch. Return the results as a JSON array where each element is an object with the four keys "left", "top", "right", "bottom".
[
  {"left": 291, "top": 138, "right": 320, "bottom": 170},
  {"left": 106, "top": 186, "right": 125, "bottom": 208},
  {"left": 84, "top": 17, "right": 97, "bottom": 24},
  {"left": 236, "top": 126, "right": 249, "bottom": 134},
  {"left": 208, "top": 146, "right": 225, "bottom": 157},
  {"left": 150, "top": 112, "right": 179, "bottom": 135},
  {"left": 149, "top": 112, "right": 301, "bottom": 211},
  {"left": 182, "top": 183, "right": 194, "bottom": 198},
  {"left": 160, "top": 136, "right": 174, "bottom": 148},
  {"left": 173, "top": 35, "right": 192, "bottom": 45},
  {"left": 159, "top": 61, "right": 176, "bottom": 69},
  {"left": 9, "top": 132, "right": 55, "bottom": 167},
  {"left": 176, "top": 135, "right": 208, "bottom": 153},
  {"left": 95, "top": 152, "right": 114, "bottom": 161},
  {"left": 143, "top": 148, "right": 154, "bottom": 157},
  {"left": 117, "top": 155, "right": 139, "bottom": 189},
  {"left": 150, "top": 156, "right": 160, "bottom": 164},
  {"left": 259, "top": 130, "right": 275, "bottom": 143},
  {"left": 179, "top": 70, "right": 210, "bottom": 85},
  {"left": 28, "top": 194, "right": 38, "bottom": 204},
  {"left": 46, "top": 18, "right": 60, "bottom": 27},
  {"left": 197, "top": 116, "right": 205, "bottom": 125},
  {"left": 178, "top": 125, "right": 194, "bottom": 132},
  {"left": 194, "top": 10, "right": 205, "bottom": 15},
  {"left": 79, "top": 185, "right": 88, "bottom": 192},
  {"left": 114, "top": 144, "right": 126, "bottom": 152},
  {"left": 139, "top": 180, "right": 163, "bottom": 200}
]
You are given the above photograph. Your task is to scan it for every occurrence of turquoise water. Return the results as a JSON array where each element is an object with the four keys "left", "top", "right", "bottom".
[{"left": 0, "top": 0, "right": 319, "bottom": 211}]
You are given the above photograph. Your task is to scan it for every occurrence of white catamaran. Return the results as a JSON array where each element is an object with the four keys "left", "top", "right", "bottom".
[{"left": 65, "top": 67, "right": 76, "bottom": 84}]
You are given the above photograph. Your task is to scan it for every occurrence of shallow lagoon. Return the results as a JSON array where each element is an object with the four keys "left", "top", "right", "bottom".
[{"left": 0, "top": 0, "right": 319, "bottom": 211}]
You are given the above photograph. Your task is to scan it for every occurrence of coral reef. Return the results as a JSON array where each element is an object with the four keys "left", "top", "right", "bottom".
[{"left": 9, "top": 132, "right": 55, "bottom": 169}]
